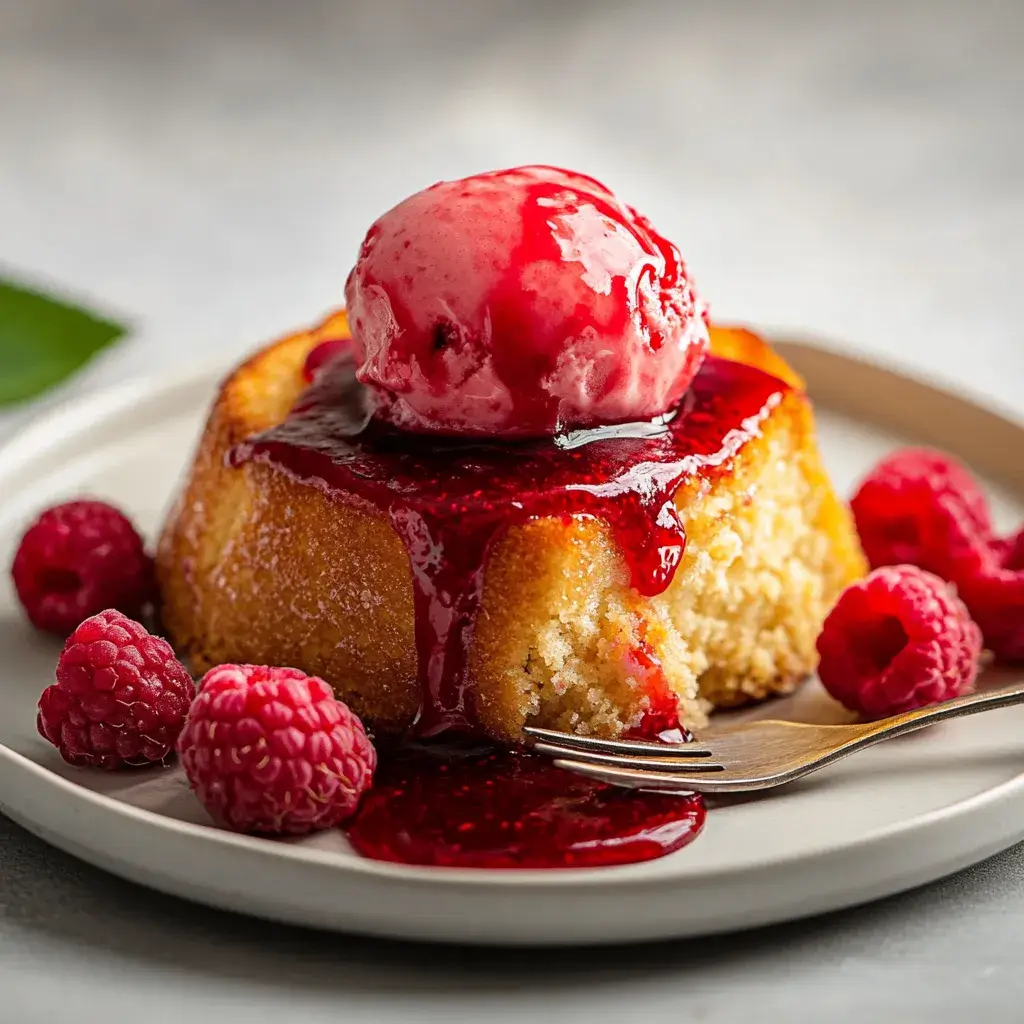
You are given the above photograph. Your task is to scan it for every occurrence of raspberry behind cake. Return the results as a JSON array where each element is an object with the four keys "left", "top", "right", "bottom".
[{"left": 157, "top": 167, "right": 865, "bottom": 743}]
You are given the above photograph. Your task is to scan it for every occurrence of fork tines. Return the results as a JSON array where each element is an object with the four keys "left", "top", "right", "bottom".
[{"left": 524, "top": 726, "right": 725, "bottom": 774}]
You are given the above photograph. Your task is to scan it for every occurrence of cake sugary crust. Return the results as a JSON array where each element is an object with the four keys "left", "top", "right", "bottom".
[{"left": 157, "top": 311, "right": 866, "bottom": 741}]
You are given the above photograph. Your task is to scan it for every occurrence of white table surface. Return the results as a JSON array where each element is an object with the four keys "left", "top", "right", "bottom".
[{"left": 1, "top": 1, "right": 1022, "bottom": 1021}]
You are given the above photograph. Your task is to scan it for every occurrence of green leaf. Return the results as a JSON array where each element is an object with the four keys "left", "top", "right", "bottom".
[{"left": 0, "top": 278, "right": 128, "bottom": 405}]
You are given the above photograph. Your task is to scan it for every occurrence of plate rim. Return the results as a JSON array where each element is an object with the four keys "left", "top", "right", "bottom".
[{"left": 3, "top": 732, "right": 1023, "bottom": 890}]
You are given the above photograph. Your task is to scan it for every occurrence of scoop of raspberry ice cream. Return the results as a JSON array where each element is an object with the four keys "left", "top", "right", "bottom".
[{"left": 344, "top": 166, "right": 709, "bottom": 437}]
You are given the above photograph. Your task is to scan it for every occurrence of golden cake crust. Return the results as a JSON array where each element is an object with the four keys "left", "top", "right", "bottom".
[{"left": 157, "top": 312, "right": 866, "bottom": 741}]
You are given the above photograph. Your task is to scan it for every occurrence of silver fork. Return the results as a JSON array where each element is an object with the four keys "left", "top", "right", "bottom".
[{"left": 525, "top": 682, "right": 1024, "bottom": 793}]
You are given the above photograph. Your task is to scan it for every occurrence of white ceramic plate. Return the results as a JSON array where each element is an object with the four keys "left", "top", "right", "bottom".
[{"left": 0, "top": 336, "right": 1021, "bottom": 947}]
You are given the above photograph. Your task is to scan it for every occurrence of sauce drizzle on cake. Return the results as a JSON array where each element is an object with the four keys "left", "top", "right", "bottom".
[{"left": 231, "top": 351, "right": 789, "bottom": 739}]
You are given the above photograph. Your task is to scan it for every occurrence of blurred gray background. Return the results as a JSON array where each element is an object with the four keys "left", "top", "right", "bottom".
[
  {"left": 1, "top": 1, "right": 1024, "bottom": 1022},
  {"left": 1, "top": 0, "right": 1022, "bottom": 417}
]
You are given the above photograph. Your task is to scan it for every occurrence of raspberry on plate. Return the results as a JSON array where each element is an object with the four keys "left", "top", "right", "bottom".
[
  {"left": 850, "top": 448, "right": 993, "bottom": 576},
  {"left": 178, "top": 664, "right": 376, "bottom": 836},
  {"left": 38, "top": 610, "right": 195, "bottom": 769},
  {"left": 948, "top": 526, "right": 1024, "bottom": 663},
  {"left": 11, "top": 500, "right": 154, "bottom": 635},
  {"left": 816, "top": 565, "right": 983, "bottom": 719}
]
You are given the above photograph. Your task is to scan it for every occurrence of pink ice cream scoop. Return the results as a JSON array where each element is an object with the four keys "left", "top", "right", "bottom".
[{"left": 344, "top": 165, "right": 709, "bottom": 437}]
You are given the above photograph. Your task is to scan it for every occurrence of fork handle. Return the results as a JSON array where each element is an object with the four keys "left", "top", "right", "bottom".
[{"left": 858, "top": 681, "right": 1024, "bottom": 743}]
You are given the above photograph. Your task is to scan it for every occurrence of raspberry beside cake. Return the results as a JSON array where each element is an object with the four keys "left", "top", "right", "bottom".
[{"left": 156, "top": 167, "right": 865, "bottom": 743}]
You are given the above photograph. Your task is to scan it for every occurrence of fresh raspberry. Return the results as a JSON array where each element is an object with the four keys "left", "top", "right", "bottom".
[
  {"left": 1005, "top": 526, "right": 1024, "bottom": 569},
  {"left": 947, "top": 527, "right": 1024, "bottom": 662},
  {"left": 987, "top": 528, "right": 1022, "bottom": 568},
  {"left": 178, "top": 664, "right": 376, "bottom": 835},
  {"left": 850, "top": 448, "right": 993, "bottom": 576},
  {"left": 816, "top": 565, "right": 982, "bottom": 719},
  {"left": 302, "top": 339, "right": 349, "bottom": 381},
  {"left": 11, "top": 500, "right": 154, "bottom": 635},
  {"left": 38, "top": 610, "right": 194, "bottom": 769}
]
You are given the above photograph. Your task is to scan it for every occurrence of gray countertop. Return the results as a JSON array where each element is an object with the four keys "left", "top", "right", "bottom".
[{"left": 1, "top": 1, "right": 1023, "bottom": 1020}]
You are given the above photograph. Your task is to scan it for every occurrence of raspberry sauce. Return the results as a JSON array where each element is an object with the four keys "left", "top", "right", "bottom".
[
  {"left": 232, "top": 351, "right": 789, "bottom": 738},
  {"left": 345, "top": 742, "right": 705, "bottom": 869}
]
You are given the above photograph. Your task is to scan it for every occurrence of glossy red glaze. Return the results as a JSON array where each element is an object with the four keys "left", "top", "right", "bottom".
[
  {"left": 345, "top": 743, "right": 705, "bottom": 869},
  {"left": 622, "top": 637, "right": 685, "bottom": 740},
  {"left": 344, "top": 166, "right": 709, "bottom": 437},
  {"left": 302, "top": 339, "right": 350, "bottom": 382},
  {"left": 232, "top": 352, "right": 789, "bottom": 738}
]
